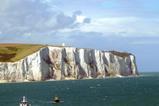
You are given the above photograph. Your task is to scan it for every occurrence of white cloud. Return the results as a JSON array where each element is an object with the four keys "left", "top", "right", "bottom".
[
  {"left": 80, "top": 17, "right": 159, "bottom": 37},
  {"left": 0, "top": 0, "right": 90, "bottom": 36},
  {"left": 0, "top": 0, "right": 158, "bottom": 46},
  {"left": 76, "top": 15, "right": 86, "bottom": 23}
]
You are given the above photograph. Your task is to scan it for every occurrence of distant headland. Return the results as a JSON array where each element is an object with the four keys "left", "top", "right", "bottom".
[{"left": 0, "top": 43, "right": 138, "bottom": 83}]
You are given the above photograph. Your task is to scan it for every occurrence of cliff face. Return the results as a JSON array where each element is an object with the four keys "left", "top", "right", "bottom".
[{"left": 0, "top": 46, "right": 138, "bottom": 82}]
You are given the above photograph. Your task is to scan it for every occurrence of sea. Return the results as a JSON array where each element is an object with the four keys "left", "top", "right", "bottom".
[{"left": 0, "top": 72, "right": 159, "bottom": 106}]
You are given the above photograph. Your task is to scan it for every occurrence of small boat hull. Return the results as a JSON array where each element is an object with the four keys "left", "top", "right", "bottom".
[
  {"left": 19, "top": 103, "right": 30, "bottom": 106},
  {"left": 19, "top": 96, "right": 31, "bottom": 106}
]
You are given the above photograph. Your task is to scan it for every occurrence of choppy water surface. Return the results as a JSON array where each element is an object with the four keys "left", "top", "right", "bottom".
[{"left": 0, "top": 73, "right": 159, "bottom": 106}]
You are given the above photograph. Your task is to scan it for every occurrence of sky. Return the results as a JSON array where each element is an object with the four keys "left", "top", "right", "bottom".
[{"left": 0, "top": 0, "right": 159, "bottom": 72}]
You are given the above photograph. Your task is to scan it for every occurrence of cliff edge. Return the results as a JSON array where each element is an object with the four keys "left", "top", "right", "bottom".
[{"left": 0, "top": 45, "right": 138, "bottom": 82}]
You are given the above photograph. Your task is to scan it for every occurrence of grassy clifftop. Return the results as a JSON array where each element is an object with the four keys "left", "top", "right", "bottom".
[
  {"left": 109, "top": 51, "right": 132, "bottom": 57},
  {"left": 0, "top": 44, "right": 132, "bottom": 62},
  {"left": 0, "top": 44, "right": 45, "bottom": 62}
]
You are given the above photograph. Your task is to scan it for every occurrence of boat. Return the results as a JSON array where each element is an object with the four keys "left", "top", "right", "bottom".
[
  {"left": 53, "top": 96, "right": 60, "bottom": 103},
  {"left": 19, "top": 96, "right": 31, "bottom": 106}
]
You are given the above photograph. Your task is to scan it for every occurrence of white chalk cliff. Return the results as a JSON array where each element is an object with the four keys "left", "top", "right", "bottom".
[{"left": 0, "top": 46, "right": 138, "bottom": 82}]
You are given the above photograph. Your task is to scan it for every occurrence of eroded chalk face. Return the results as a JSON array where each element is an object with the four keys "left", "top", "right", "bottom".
[
  {"left": 48, "top": 47, "right": 63, "bottom": 80},
  {"left": 61, "top": 47, "right": 77, "bottom": 79},
  {"left": 0, "top": 46, "right": 138, "bottom": 82}
]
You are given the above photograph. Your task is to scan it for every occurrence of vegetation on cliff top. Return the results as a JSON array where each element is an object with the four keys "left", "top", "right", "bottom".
[
  {"left": 0, "top": 44, "right": 45, "bottom": 62},
  {"left": 109, "top": 51, "right": 131, "bottom": 57},
  {"left": 0, "top": 43, "right": 132, "bottom": 62}
]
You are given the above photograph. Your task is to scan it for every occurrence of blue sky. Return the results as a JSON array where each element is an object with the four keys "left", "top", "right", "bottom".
[{"left": 0, "top": 0, "right": 159, "bottom": 72}]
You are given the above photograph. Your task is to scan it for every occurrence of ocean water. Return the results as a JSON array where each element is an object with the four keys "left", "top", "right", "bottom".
[{"left": 0, "top": 73, "right": 159, "bottom": 106}]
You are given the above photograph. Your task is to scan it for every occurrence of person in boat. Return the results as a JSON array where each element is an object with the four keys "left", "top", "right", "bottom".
[{"left": 19, "top": 96, "right": 31, "bottom": 106}]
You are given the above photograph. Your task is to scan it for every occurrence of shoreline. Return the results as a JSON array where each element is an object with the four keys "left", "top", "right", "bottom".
[{"left": 0, "top": 75, "right": 139, "bottom": 84}]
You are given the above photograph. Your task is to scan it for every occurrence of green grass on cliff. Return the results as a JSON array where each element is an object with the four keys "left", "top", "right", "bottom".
[
  {"left": 109, "top": 51, "right": 131, "bottom": 57},
  {"left": 0, "top": 44, "right": 45, "bottom": 62}
]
